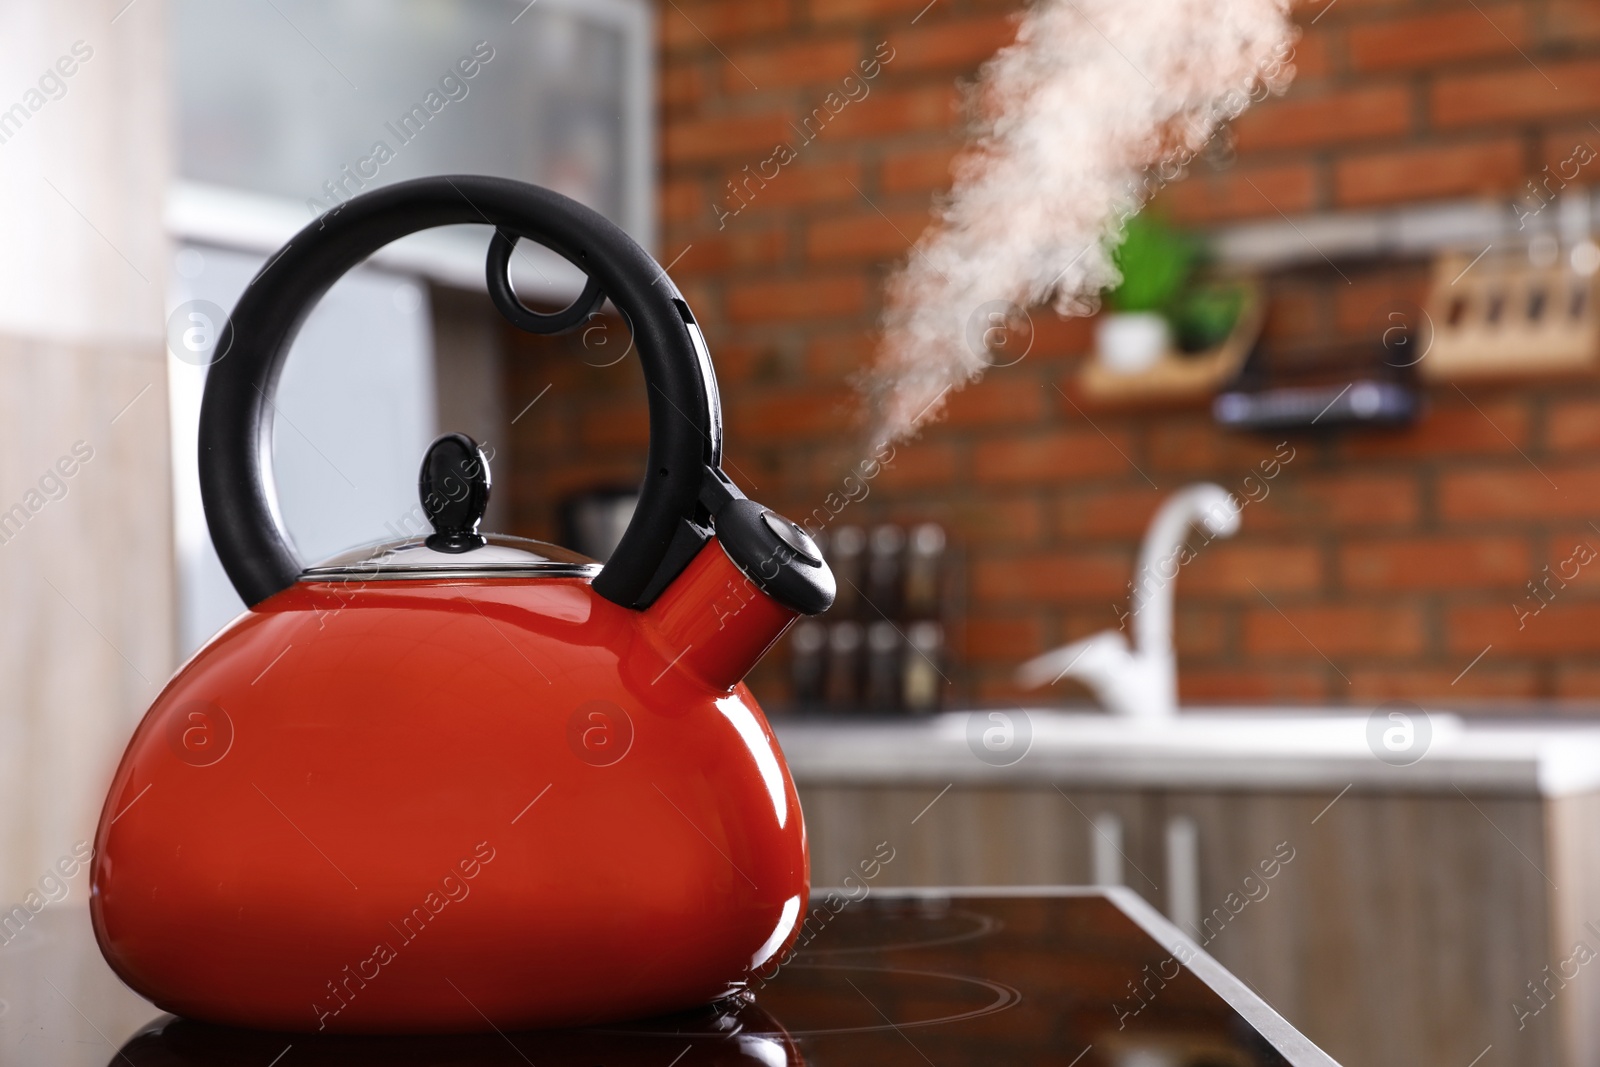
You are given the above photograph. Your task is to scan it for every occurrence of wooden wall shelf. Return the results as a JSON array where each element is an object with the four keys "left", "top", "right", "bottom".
[{"left": 1075, "top": 285, "right": 1263, "bottom": 407}]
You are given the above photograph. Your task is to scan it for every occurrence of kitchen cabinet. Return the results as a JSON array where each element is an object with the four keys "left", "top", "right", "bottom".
[{"left": 779, "top": 712, "right": 1600, "bottom": 1067}]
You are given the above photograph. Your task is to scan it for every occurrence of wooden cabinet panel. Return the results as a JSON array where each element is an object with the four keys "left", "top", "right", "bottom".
[
  {"left": 1543, "top": 792, "right": 1600, "bottom": 1067},
  {"left": 799, "top": 784, "right": 1163, "bottom": 892},
  {"left": 1158, "top": 791, "right": 1554, "bottom": 1067},
  {"left": 797, "top": 781, "right": 1587, "bottom": 1067}
]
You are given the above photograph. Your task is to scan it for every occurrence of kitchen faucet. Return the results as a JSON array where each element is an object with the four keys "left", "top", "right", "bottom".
[{"left": 1017, "top": 483, "right": 1241, "bottom": 722}]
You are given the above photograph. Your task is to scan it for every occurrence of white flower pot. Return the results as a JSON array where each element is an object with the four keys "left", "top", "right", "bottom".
[{"left": 1096, "top": 311, "right": 1171, "bottom": 374}]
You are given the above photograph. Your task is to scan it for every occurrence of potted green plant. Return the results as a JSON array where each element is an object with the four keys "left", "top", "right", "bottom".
[
  {"left": 1170, "top": 282, "right": 1246, "bottom": 353},
  {"left": 1098, "top": 213, "right": 1198, "bottom": 373}
]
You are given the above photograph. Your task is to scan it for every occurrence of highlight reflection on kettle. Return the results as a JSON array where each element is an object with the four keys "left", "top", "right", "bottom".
[{"left": 89, "top": 177, "right": 836, "bottom": 1033}]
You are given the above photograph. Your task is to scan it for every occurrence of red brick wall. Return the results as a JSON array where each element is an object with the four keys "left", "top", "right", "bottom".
[{"left": 505, "top": 0, "right": 1600, "bottom": 710}]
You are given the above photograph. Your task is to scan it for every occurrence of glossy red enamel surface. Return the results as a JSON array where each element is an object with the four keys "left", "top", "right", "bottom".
[
  {"left": 90, "top": 542, "right": 809, "bottom": 1033},
  {"left": 646, "top": 535, "right": 800, "bottom": 692}
]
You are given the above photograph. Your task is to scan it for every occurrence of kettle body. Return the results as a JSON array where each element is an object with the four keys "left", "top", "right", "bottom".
[
  {"left": 94, "top": 570, "right": 807, "bottom": 1032},
  {"left": 90, "top": 177, "right": 834, "bottom": 1033}
]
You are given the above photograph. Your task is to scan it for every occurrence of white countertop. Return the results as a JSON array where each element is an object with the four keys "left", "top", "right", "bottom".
[{"left": 773, "top": 708, "right": 1600, "bottom": 797}]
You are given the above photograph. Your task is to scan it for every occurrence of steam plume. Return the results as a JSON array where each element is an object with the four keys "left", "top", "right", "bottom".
[{"left": 866, "top": 0, "right": 1296, "bottom": 444}]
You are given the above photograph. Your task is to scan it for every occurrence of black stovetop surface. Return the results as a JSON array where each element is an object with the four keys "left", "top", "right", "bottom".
[{"left": 0, "top": 889, "right": 1336, "bottom": 1066}]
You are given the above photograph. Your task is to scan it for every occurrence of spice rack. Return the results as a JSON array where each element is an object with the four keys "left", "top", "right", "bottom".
[
  {"left": 1419, "top": 247, "right": 1600, "bottom": 381},
  {"left": 788, "top": 523, "right": 950, "bottom": 715}
]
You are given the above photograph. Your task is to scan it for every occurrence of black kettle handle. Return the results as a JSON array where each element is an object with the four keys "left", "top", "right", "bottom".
[{"left": 200, "top": 175, "right": 727, "bottom": 610}]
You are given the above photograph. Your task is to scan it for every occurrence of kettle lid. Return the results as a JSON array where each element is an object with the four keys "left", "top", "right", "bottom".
[
  {"left": 299, "top": 433, "right": 601, "bottom": 583},
  {"left": 301, "top": 534, "right": 600, "bottom": 582}
]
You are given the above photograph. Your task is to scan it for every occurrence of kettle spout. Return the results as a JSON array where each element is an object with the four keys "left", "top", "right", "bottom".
[
  {"left": 642, "top": 538, "right": 804, "bottom": 691},
  {"left": 642, "top": 498, "right": 834, "bottom": 690}
]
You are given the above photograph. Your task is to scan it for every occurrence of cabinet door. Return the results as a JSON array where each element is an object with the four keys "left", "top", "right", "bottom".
[
  {"left": 1154, "top": 789, "right": 1556, "bottom": 1067},
  {"left": 796, "top": 782, "right": 1162, "bottom": 891}
]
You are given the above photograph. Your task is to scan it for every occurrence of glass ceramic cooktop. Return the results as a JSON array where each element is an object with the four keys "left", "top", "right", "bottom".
[{"left": 0, "top": 889, "right": 1338, "bottom": 1066}]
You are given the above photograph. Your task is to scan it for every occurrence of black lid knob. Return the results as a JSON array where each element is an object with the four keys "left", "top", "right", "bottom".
[{"left": 420, "top": 433, "right": 491, "bottom": 554}]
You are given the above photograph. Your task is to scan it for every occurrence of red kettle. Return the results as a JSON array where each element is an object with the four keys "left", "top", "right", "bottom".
[{"left": 89, "top": 177, "right": 835, "bottom": 1033}]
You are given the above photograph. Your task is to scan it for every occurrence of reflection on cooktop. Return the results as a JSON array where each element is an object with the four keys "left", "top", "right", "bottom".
[{"left": 0, "top": 889, "right": 1336, "bottom": 1066}]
